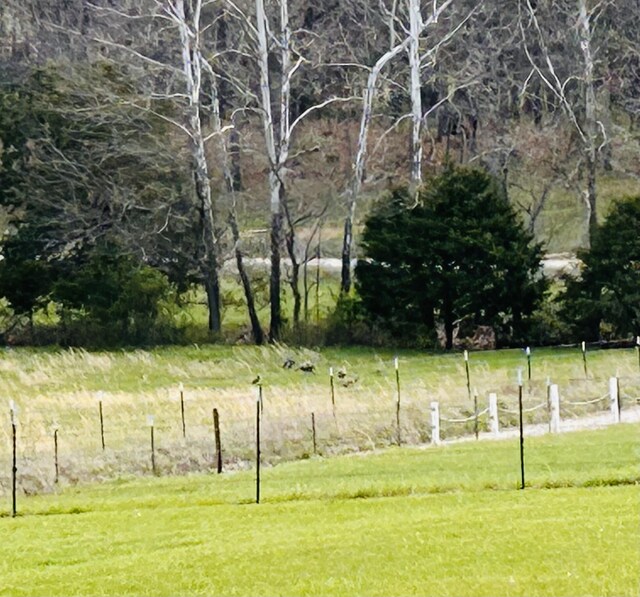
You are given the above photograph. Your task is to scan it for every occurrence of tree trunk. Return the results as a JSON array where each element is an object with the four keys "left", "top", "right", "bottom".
[
  {"left": 443, "top": 288, "right": 454, "bottom": 351},
  {"left": 340, "top": 38, "right": 410, "bottom": 294},
  {"left": 202, "top": 46, "right": 263, "bottom": 343},
  {"left": 586, "top": 150, "right": 597, "bottom": 242},
  {"left": 229, "top": 211, "right": 264, "bottom": 344},
  {"left": 193, "top": 144, "right": 221, "bottom": 333},
  {"left": 577, "top": 0, "right": 598, "bottom": 246},
  {"left": 269, "top": 200, "right": 283, "bottom": 341},
  {"left": 255, "top": 0, "right": 288, "bottom": 341},
  {"left": 286, "top": 239, "right": 301, "bottom": 329},
  {"left": 408, "top": 0, "right": 422, "bottom": 187},
  {"left": 176, "top": 0, "right": 221, "bottom": 333},
  {"left": 203, "top": 271, "right": 221, "bottom": 333},
  {"left": 341, "top": 213, "right": 354, "bottom": 293}
]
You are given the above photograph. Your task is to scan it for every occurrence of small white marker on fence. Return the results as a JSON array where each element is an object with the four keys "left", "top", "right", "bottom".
[
  {"left": 517, "top": 367, "right": 523, "bottom": 387},
  {"left": 488, "top": 393, "right": 499, "bottom": 436},
  {"left": 430, "top": 401, "right": 440, "bottom": 445},
  {"left": 549, "top": 384, "right": 560, "bottom": 433},
  {"left": 394, "top": 356, "right": 399, "bottom": 370},
  {"left": 146, "top": 414, "right": 155, "bottom": 427},
  {"left": 463, "top": 350, "right": 469, "bottom": 362},
  {"left": 609, "top": 377, "right": 620, "bottom": 423},
  {"left": 329, "top": 366, "right": 333, "bottom": 377}
]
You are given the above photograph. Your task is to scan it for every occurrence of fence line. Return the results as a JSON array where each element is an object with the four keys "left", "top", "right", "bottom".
[{"left": 1, "top": 375, "right": 634, "bottom": 499}]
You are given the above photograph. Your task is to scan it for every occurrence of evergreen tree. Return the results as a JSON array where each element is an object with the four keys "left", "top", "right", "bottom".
[
  {"left": 356, "top": 166, "right": 547, "bottom": 348},
  {"left": 561, "top": 196, "right": 640, "bottom": 339}
]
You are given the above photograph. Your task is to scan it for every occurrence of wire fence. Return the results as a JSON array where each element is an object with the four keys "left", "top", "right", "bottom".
[{"left": 1, "top": 373, "right": 639, "bottom": 498}]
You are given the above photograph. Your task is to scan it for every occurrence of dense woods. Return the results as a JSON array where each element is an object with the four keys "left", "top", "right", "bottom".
[{"left": 0, "top": 0, "right": 638, "bottom": 347}]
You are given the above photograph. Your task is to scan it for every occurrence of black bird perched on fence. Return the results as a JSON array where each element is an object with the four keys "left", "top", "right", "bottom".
[
  {"left": 298, "top": 362, "right": 316, "bottom": 373},
  {"left": 282, "top": 358, "right": 295, "bottom": 369},
  {"left": 251, "top": 375, "right": 262, "bottom": 385}
]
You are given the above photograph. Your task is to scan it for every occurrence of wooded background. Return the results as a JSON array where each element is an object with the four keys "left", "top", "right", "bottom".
[{"left": 1, "top": 0, "right": 638, "bottom": 345}]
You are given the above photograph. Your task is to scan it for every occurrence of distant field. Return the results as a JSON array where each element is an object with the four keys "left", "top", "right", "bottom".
[
  {"left": 0, "top": 343, "right": 638, "bottom": 495},
  {"left": 1, "top": 425, "right": 638, "bottom": 596}
]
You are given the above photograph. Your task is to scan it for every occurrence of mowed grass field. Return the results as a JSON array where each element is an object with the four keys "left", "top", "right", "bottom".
[{"left": 1, "top": 424, "right": 639, "bottom": 596}]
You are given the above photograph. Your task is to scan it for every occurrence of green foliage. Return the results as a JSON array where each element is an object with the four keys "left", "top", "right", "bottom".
[
  {"left": 561, "top": 196, "right": 640, "bottom": 340},
  {"left": 50, "top": 248, "right": 174, "bottom": 346},
  {"left": 0, "top": 237, "right": 53, "bottom": 317},
  {"left": 356, "top": 166, "right": 547, "bottom": 348}
]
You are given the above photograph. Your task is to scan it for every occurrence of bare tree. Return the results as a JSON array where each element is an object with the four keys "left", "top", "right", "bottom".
[
  {"left": 519, "top": 0, "right": 606, "bottom": 246},
  {"left": 166, "top": 0, "right": 223, "bottom": 332},
  {"left": 201, "top": 51, "right": 265, "bottom": 345},
  {"left": 340, "top": 0, "right": 463, "bottom": 294}
]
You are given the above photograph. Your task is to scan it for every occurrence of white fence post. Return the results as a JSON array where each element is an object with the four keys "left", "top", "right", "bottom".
[
  {"left": 489, "top": 393, "right": 499, "bottom": 436},
  {"left": 609, "top": 377, "right": 620, "bottom": 423},
  {"left": 430, "top": 401, "right": 440, "bottom": 445},
  {"left": 549, "top": 384, "right": 561, "bottom": 433}
]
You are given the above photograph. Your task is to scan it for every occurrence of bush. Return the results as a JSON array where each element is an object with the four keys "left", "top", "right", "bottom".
[{"left": 52, "top": 250, "right": 176, "bottom": 346}]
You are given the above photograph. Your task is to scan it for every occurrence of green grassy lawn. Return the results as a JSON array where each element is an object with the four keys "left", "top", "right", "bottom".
[{"left": 1, "top": 425, "right": 638, "bottom": 596}]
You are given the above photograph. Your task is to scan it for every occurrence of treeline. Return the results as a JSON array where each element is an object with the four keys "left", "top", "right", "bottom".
[{"left": 0, "top": 1, "right": 638, "bottom": 347}]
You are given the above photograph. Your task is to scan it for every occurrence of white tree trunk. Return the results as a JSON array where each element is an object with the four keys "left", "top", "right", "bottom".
[
  {"left": 254, "top": 0, "right": 284, "bottom": 340},
  {"left": 408, "top": 0, "right": 423, "bottom": 187},
  {"left": 577, "top": 0, "right": 598, "bottom": 242},
  {"left": 340, "top": 0, "right": 454, "bottom": 293},
  {"left": 174, "top": 0, "right": 221, "bottom": 332}
]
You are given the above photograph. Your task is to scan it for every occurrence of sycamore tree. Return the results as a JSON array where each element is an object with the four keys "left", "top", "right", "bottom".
[{"left": 356, "top": 166, "right": 547, "bottom": 349}]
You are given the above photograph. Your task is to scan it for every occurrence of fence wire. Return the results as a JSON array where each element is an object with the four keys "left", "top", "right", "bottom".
[{"left": 0, "top": 374, "right": 638, "bottom": 497}]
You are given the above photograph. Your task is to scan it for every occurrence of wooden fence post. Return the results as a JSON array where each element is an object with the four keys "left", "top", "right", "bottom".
[
  {"left": 329, "top": 367, "right": 336, "bottom": 420},
  {"left": 213, "top": 408, "right": 222, "bottom": 474},
  {"left": 97, "top": 392, "right": 105, "bottom": 451}
]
